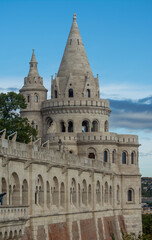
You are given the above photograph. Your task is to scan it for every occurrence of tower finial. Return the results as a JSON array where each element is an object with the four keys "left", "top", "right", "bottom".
[{"left": 73, "top": 13, "right": 77, "bottom": 21}]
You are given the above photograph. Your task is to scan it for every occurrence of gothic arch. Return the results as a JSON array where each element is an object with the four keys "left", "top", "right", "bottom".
[
  {"left": 60, "top": 182, "right": 65, "bottom": 208},
  {"left": 2, "top": 177, "right": 7, "bottom": 205},
  {"left": 96, "top": 181, "right": 101, "bottom": 205},
  {"left": 82, "top": 179, "right": 87, "bottom": 206},
  {"left": 46, "top": 181, "right": 50, "bottom": 208},
  {"left": 10, "top": 172, "right": 20, "bottom": 205},
  {"left": 91, "top": 119, "right": 99, "bottom": 132},
  {"left": 71, "top": 178, "right": 76, "bottom": 206},
  {"left": 22, "top": 179, "right": 28, "bottom": 205},
  {"left": 52, "top": 176, "right": 59, "bottom": 207}
]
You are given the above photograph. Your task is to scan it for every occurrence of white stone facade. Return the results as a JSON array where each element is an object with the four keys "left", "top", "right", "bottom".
[{"left": 0, "top": 14, "right": 142, "bottom": 240}]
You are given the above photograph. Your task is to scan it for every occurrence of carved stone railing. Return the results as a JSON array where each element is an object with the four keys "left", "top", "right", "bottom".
[
  {"left": 0, "top": 206, "right": 29, "bottom": 222},
  {"left": 42, "top": 98, "right": 110, "bottom": 109}
]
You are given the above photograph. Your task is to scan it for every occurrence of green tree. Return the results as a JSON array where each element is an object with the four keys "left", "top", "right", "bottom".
[{"left": 0, "top": 92, "right": 37, "bottom": 143}]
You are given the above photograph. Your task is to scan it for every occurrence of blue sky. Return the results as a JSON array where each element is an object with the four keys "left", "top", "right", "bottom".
[{"left": 0, "top": 0, "right": 152, "bottom": 176}]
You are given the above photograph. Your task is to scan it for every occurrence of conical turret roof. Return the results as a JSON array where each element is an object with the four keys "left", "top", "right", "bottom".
[
  {"left": 28, "top": 49, "right": 39, "bottom": 77},
  {"left": 57, "top": 14, "right": 93, "bottom": 78}
]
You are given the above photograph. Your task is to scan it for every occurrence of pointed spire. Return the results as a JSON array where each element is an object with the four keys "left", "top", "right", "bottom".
[
  {"left": 57, "top": 14, "right": 93, "bottom": 78},
  {"left": 28, "top": 49, "right": 39, "bottom": 76}
]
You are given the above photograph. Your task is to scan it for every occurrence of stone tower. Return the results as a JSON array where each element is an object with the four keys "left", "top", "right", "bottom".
[
  {"left": 42, "top": 14, "right": 111, "bottom": 158},
  {"left": 20, "top": 50, "right": 47, "bottom": 138}
]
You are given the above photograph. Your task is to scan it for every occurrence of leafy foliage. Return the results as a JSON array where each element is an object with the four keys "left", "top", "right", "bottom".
[{"left": 0, "top": 92, "right": 37, "bottom": 143}]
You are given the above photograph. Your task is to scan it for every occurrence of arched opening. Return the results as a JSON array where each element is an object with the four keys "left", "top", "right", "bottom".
[
  {"left": 78, "top": 183, "right": 81, "bottom": 207},
  {"left": 82, "top": 120, "right": 89, "bottom": 132},
  {"left": 112, "top": 150, "right": 116, "bottom": 163},
  {"left": 104, "top": 120, "right": 109, "bottom": 132},
  {"left": 46, "top": 181, "right": 50, "bottom": 208},
  {"left": 96, "top": 181, "right": 101, "bottom": 205},
  {"left": 88, "top": 147, "right": 96, "bottom": 159},
  {"left": 117, "top": 185, "right": 120, "bottom": 203},
  {"left": 105, "top": 182, "right": 108, "bottom": 204},
  {"left": 52, "top": 177, "right": 59, "bottom": 207},
  {"left": 35, "top": 175, "right": 44, "bottom": 206},
  {"left": 68, "top": 121, "right": 73, "bottom": 132},
  {"left": 122, "top": 152, "right": 127, "bottom": 164},
  {"left": 91, "top": 120, "right": 98, "bottom": 132},
  {"left": 104, "top": 150, "right": 108, "bottom": 163},
  {"left": 35, "top": 95, "right": 38, "bottom": 103},
  {"left": 2, "top": 178, "right": 7, "bottom": 205},
  {"left": 131, "top": 152, "right": 135, "bottom": 164},
  {"left": 82, "top": 180, "right": 87, "bottom": 206},
  {"left": 22, "top": 179, "right": 28, "bottom": 205},
  {"left": 10, "top": 172, "right": 20, "bottom": 205},
  {"left": 109, "top": 186, "right": 112, "bottom": 205},
  {"left": 27, "top": 95, "right": 30, "bottom": 103},
  {"left": 69, "top": 88, "right": 74, "bottom": 97},
  {"left": 128, "top": 189, "right": 134, "bottom": 202},
  {"left": 88, "top": 184, "right": 91, "bottom": 205},
  {"left": 61, "top": 121, "right": 66, "bottom": 132},
  {"left": 71, "top": 178, "right": 76, "bottom": 206},
  {"left": 46, "top": 117, "right": 53, "bottom": 128},
  {"left": 60, "top": 182, "right": 65, "bottom": 208},
  {"left": 54, "top": 90, "right": 58, "bottom": 98},
  {"left": 86, "top": 89, "right": 90, "bottom": 98}
]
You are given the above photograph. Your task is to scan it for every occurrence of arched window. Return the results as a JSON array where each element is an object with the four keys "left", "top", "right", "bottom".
[
  {"left": 46, "top": 181, "right": 50, "bottom": 208},
  {"left": 82, "top": 120, "right": 89, "bottom": 132},
  {"left": 104, "top": 120, "right": 109, "bottom": 132},
  {"left": 54, "top": 90, "right": 58, "bottom": 98},
  {"left": 96, "top": 181, "right": 101, "bottom": 204},
  {"left": 105, "top": 182, "right": 108, "bottom": 204},
  {"left": 122, "top": 152, "right": 127, "bottom": 164},
  {"left": 78, "top": 183, "right": 81, "bottom": 207},
  {"left": 27, "top": 95, "right": 30, "bottom": 103},
  {"left": 104, "top": 150, "right": 108, "bottom": 163},
  {"left": 71, "top": 178, "right": 76, "bottom": 206},
  {"left": 35, "top": 95, "right": 38, "bottom": 103},
  {"left": 86, "top": 89, "right": 90, "bottom": 98},
  {"left": 91, "top": 120, "right": 98, "bottom": 132},
  {"left": 112, "top": 150, "right": 116, "bottom": 163},
  {"left": 82, "top": 180, "right": 87, "bottom": 206},
  {"left": 2, "top": 178, "right": 7, "bottom": 205},
  {"left": 131, "top": 152, "right": 135, "bottom": 164},
  {"left": 52, "top": 177, "right": 59, "bottom": 207},
  {"left": 88, "top": 184, "right": 92, "bottom": 205},
  {"left": 10, "top": 172, "right": 20, "bottom": 206},
  {"left": 35, "top": 175, "right": 44, "bottom": 206},
  {"left": 128, "top": 189, "right": 134, "bottom": 202},
  {"left": 117, "top": 185, "right": 120, "bottom": 204},
  {"left": 69, "top": 89, "right": 74, "bottom": 97},
  {"left": 68, "top": 121, "right": 73, "bottom": 132},
  {"left": 61, "top": 121, "right": 66, "bottom": 132},
  {"left": 109, "top": 186, "right": 112, "bottom": 205},
  {"left": 22, "top": 179, "right": 28, "bottom": 205},
  {"left": 60, "top": 182, "right": 65, "bottom": 208}
]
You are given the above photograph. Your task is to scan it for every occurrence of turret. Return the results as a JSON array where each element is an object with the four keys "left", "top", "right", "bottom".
[
  {"left": 51, "top": 14, "right": 100, "bottom": 100},
  {"left": 20, "top": 50, "right": 47, "bottom": 138}
]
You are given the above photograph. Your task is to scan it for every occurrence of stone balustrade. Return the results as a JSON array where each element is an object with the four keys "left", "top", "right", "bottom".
[
  {"left": 42, "top": 98, "right": 110, "bottom": 109},
  {"left": 0, "top": 206, "right": 29, "bottom": 222}
]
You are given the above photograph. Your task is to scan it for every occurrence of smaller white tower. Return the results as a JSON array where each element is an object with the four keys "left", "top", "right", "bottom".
[{"left": 20, "top": 50, "right": 47, "bottom": 138}]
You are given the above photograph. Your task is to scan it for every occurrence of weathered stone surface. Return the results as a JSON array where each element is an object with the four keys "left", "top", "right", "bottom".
[
  {"left": 37, "top": 225, "right": 46, "bottom": 240},
  {"left": 104, "top": 217, "right": 118, "bottom": 240},
  {"left": 98, "top": 218, "right": 104, "bottom": 240},
  {"left": 80, "top": 219, "right": 97, "bottom": 240},
  {"left": 72, "top": 221, "right": 79, "bottom": 240},
  {"left": 48, "top": 222, "right": 70, "bottom": 240},
  {"left": 118, "top": 215, "right": 126, "bottom": 235},
  {"left": 22, "top": 227, "right": 33, "bottom": 240}
]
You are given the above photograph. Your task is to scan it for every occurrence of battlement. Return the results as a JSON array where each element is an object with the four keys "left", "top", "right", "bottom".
[
  {"left": 48, "top": 132, "right": 139, "bottom": 145},
  {"left": 0, "top": 139, "right": 112, "bottom": 172}
]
